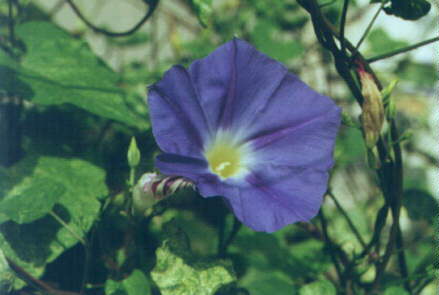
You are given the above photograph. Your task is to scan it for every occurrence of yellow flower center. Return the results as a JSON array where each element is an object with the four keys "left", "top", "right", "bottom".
[{"left": 205, "top": 142, "right": 242, "bottom": 179}]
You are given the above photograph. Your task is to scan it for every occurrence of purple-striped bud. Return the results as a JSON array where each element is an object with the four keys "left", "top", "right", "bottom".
[
  {"left": 132, "top": 173, "right": 194, "bottom": 216},
  {"left": 147, "top": 174, "right": 194, "bottom": 200}
]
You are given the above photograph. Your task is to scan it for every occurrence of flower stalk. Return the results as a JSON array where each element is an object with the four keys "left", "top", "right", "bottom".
[{"left": 297, "top": 0, "right": 409, "bottom": 292}]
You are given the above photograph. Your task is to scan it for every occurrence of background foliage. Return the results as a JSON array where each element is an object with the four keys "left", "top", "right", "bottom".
[{"left": 0, "top": 0, "right": 437, "bottom": 294}]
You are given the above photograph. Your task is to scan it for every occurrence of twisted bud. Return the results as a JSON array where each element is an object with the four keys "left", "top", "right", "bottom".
[
  {"left": 132, "top": 173, "right": 194, "bottom": 215},
  {"left": 358, "top": 66, "right": 384, "bottom": 148}
]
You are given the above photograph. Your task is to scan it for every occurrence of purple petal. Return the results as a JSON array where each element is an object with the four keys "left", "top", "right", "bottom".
[
  {"left": 148, "top": 66, "right": 211, "bottom": 157},
  {"left": 195, "top": 165, "right": 327, "bottom": 232},
  {"left": 188, "top": 38, "right": 287, "bottom": 130},
  {"left": 244, "top": 74, "right": 341, "bottom": 171},
  {"left": 229, "top": 169, "right": 327, "bottom": 232},
  {"left": 155, "top": 153, "right": 209, "bottom": 181}
]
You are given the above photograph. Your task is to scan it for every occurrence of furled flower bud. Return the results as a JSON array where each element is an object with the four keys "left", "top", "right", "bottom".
[
  {"left": 132, "top": 172, "right": 193, "bottom": 216},
  {"left": 359, "top": 69, "right": 384, "bottom": 148},
  {"left": 127, "top": 137, "right": 141, "bottom": 168},
  {"left": 132, "top": 173, "right": 158, "bottom": 215}
]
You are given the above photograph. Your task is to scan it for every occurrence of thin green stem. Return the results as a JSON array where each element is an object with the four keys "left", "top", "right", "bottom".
[
  {"left": 357, "top": 203, "right": 389, "bottom": 259},
  {"left": 80, "top": 229, "right": 94, "bottom": 295},
  {"left": 327, "top": 191, "right": 367, "bottom": 249},
  {"left": 49, "top": 211, "right": 86, "bottom": 246},
  {"left": 372, "top": 122, "right": 409, "bottom": 293},
  {"left": 6, "top": 257, "right": 80, "bottom": 295},
  {"left": 218, "top": 216, "right": 242, "bottom": 258},
  {"left": 318, "top": 210, "right": 345, "bottom": 291},
  {"left": 129, "top": 167, "right": 136, "bottom": 188},
  {"left": 65, "top": 0, "right": 159, "bottom": 37},
  {"left": 390, "top": 121, "right": 411, "bottom": 293},
  {"left": 367, "top": 37, "right": 439, "bottom": 63},
  {"left": 355, "top": 1, "right": 384, "bottom": 51}
]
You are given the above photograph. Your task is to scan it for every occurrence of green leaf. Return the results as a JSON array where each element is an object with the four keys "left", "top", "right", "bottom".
[
  {"left": 181, "top": 31, "right": 217, "bottom": 61},
  {"left": 381, "top": 79, "right": 399, "bottom": 105},
  {"left": 105, "top": 269, "right": 151, "bottom": 295},
  {"left": 251, "top": 20, "right": 304, "bottom": 63},
  {"left": 0, "top": 51, "right": 33, "bottom": 99},
  {"left": 341, "top": 112, "right": 361, "bottom": 129},
  {"left": 299, "top": 280, "right": 336, "bottom": 295},
  {"left": 0, "top": 177, "right": 64, "bottom": 224},
  {"left": 0, "top": 248, "right": 15, "bottom": 292},
  {"left": 0, "top": 156, "right": 107, "bottom": 289},
  {"left": 367, "top": 28, "right": 409, "bottom": 56},
  {"left": 335, "top": 127, "right": 366, "bottom": 166},
  {"left": 239, "top": 269, "right": 296, "bottom": 295},
  {"left": 402, "top": 189, "right": 438, "bottom": 223},
  {"left": 231, "top": 229, "right": 331, "bottom": 292},
  {"left": 398, "top": 62, "right": 437, "bottom": 87},
  {"left": 383, "top": 0, "right": 431, "bottom": 20},
  {"left": 151, "top": 221, "right": 235, "bottom": 295},
  {"left": 9, "top": 21, "right": 144, "bottom": 128},
  {"left": 384, "top": 286, "right": 410, "bottom": 295},
  {"left": 187, "top": 0, "right": 212, "bottom": 27}
]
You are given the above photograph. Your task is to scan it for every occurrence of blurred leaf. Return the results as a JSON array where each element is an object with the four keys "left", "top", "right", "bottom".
[
  {"left": 173, "top": 211, "right": 219, "bottom": 256},
  {"left": 0, "top": 248, "right": 15, "bottom": 292},
  {"left": 367, "top": 28, "right": 409, "bottom": 56},
  {"left": 181, "top": 31, "right": 217, "bottom": 61},
  {"left": 383, "top": 0, "right": 431, "bottom": 20},
  {"left": 384, "top": 286, "right": 410, "bottom": 295},
  {"left": 251, "top": 20, "right": 303, "bottom": 63},
  {"left": 398, "top": 61, "right": 437, "bottom": 87},
  {"left": 108, "top": 33, "right": 149, "bottom": 47},
  {"left": 9, "top": 21, "right": 144, "bottom": 128},
  {"left": 0, "top": 177, "right": 64, "bottom": 224},
  {"left": 251, "top": 0, "right": 306, "bottom": 30},
  {"left": 299, "top": 280, "right": 336, "bottom": 295},
  {"left": 231, "top": 229, "right": 331, "bottom": 288},
  {"left": 341, "top": 112, "right": 361, "bottom": 129},
  {"left": 0, "top": 156, "right": 107, "bottom": 289},
  {"left": 288, "top": 239, "right": 332, "bottom": 277},
  {"left": 239, "top": 268, "right": 296, "bottom": 295},
  {"left": 402, "top": 189, "right": 438, "bottom": 222},
  {"left": 0, "top": 52, "right": 33, "bottom": 99},
  {"left": 187, "top": 0, "right": 212, "bottom": 27},
  {"left": 151, "top": 221, "right": 235, "bottom": 295},
  {"left": 327, "top": 206, "right": 370, "bottom": 253},
  {"left": 335, "top": 127, "right": 366, "bottom": 166},
  {"left": 105, "top": 269, "right": 151, "bottom": 295},
  {"left": 404, "top": 167, "right": 428, "bottom": 189},
  {"left": 405, "top": 242, "right": 434, "bottom": 279}
]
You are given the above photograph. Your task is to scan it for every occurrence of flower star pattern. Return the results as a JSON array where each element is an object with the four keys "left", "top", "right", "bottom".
[{"left": 148, "top": 38, "right": 341, "bottom": 232}]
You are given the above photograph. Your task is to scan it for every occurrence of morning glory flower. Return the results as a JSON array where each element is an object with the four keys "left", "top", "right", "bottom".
[{"left": 147, "top": 38, "right": 341, "bottom": 232}]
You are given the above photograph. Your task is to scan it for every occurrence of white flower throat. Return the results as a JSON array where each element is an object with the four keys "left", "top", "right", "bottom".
[{"left": 203, "top": 130, "right": 254, "bottom": 180}]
